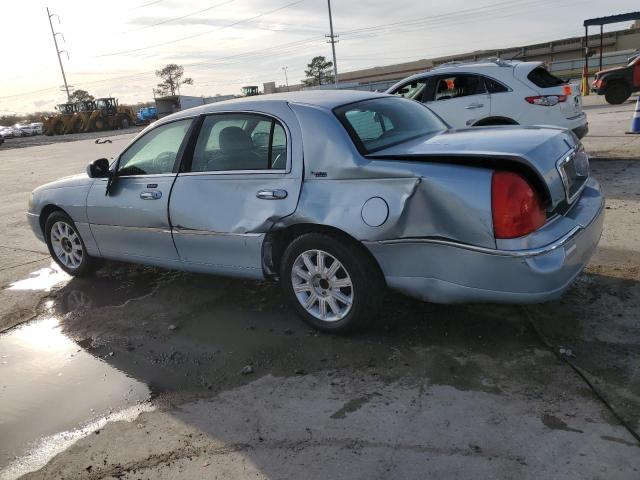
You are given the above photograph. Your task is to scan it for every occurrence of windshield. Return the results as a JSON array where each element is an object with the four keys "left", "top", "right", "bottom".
[{"left": 334, "top": 97, "right": 447, "bottom": 154}]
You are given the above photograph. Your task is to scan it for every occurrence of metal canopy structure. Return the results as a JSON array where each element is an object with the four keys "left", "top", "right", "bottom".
[
  {"left": 583, "top": 11, "right": 640, "bottom": 85},
  {"left": 584, "top": 12, "right": 640, "bottom": 27}
]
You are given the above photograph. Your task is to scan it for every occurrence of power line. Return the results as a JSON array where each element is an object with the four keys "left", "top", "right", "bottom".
[
  {"left": 97, "top": 0, "right": 307, "bottom": 57},
  {"left": 128, "top": 0, "right": 235, "bottom": 32},
  {"left": 131, "top": 0, "right": 164, "bottom": 10}
]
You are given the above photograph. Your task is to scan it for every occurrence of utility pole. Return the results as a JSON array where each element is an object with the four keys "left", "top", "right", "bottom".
[
  {"left": 282, "top": 66, "right": 290, "bottom": 91},
  {"left": 326, "top": 0, "right": 339, "bottom": 86},
  {"left": 47, "top": 7, "right": 71, "bottom": 102}
]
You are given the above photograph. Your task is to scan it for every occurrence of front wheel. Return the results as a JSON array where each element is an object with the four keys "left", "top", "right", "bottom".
[
  {"left": 45, "top": 211, "right": 98, "bottom": 277},
  {"left": 604, "top": 83, "right": 631, "bottom": 105},
  {"left": 280, "top": 232, "right": 384, "bottom": 333}
]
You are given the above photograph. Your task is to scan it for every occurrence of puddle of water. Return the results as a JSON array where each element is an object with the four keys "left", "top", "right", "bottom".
[
  {"left": 0, "top": 317, "right": 150, "bottom": 473},
  {"left": 7, "top": 265, "right": 69, "bottom": 292}
]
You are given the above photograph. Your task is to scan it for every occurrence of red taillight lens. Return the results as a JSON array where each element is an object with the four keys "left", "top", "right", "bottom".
[
  {"left": 491, "top": 171, "right": 546, "bottom": 239},
  {"left": 592, "top": 79, "right": 603, "bottom": 89},
  {"left": 524, "top": 95, "right": 567, "bottom": 106}
]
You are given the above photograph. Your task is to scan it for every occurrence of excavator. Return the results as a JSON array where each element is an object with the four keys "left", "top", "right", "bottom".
[{"left": 43, "top": 103, "right": 76, "bottom": 136}]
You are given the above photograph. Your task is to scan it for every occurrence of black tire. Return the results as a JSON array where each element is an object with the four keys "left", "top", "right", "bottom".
[
  {"left": 53, "top": 121, "right": 64, "bottom": 135},
  {"left": 604, "top": 82, "right": 631, "bottom": 105},
  {"left": 280, "top": 232, "right": 384, "bottom": 334},
  {"left": 45, "top": 211, "right": 98, "bottom": 277}
]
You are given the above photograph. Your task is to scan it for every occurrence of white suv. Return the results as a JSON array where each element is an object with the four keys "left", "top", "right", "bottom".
[{"left": 386, "top": 59, "right": 588, "bottom": 138}]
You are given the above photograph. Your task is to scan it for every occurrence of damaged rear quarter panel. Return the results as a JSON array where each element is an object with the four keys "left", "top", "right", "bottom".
[{"left": 282, "top": 103, "right": 495, "bottom": 248}]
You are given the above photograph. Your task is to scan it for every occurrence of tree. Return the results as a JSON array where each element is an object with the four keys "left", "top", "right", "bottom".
[
  {"left": 155, "top": 64, "right": 194, "bottom": 97},
  {"left": 69, "top": 89, "right": 94, "bottom": 102},
  {"left": 302, "top": 56, "right": 334, "bottom": 87}
]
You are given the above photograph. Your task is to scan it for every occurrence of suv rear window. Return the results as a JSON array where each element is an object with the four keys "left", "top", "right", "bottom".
[{"left": 527, "top": 67, "right": 565, "bottom": 88}]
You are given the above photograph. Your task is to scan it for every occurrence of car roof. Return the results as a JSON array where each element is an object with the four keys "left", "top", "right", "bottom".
[
  {"left": 166, "top": 89, "right": 390, "bottom": 122},
  {"left": 391, "top": 60, "right": 542, "bottom": 84}
]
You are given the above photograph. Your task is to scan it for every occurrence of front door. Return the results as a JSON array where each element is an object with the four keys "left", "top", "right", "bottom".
[
  {"left": 423, "top": 73, "right": 491, "bottom": 128},
  {"left": 86, "top": 118, "right": 194, "bottom": 262},
  {"left": 169, "top": 111, "right": 301, "bottom": 279}
]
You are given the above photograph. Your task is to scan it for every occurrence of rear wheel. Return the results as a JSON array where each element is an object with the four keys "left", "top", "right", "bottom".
[
  {"left": 280, "top": 232, "right": 384, "bottom": 333},
  {"left": 53, "top": 121, "right": 64, "bottom": 135},
  {"left": 604, "top": 82, "right": 631, "bottom": 105},
  {"left": 45, "top": 211, "right": 98, "bottom": 277}
]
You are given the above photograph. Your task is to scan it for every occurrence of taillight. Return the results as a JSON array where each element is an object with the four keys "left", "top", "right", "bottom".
[
  {"left": 592, "top": 79, "right": 603, "bottom": 89},
  {"left": 491, "top": 171, "right": 546, "bottom": 239},
  {"left": 525, "top": 95, "right": 567, "bottom": 106}
]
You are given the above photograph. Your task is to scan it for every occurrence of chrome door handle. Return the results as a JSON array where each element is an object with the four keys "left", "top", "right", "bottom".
[
  {"left": 256, "top": 189, "right": 288, "bottom": 200},
  {"left": 464, "top": 103, "right": 484, "bottom": 109},
  {"left": 140, "top": 191, "right": 162, "bottom": 200}
]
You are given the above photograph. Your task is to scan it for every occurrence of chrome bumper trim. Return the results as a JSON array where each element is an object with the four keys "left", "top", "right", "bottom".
[{"left": 374, "top": 226, "right": 583, "bottom": 258}]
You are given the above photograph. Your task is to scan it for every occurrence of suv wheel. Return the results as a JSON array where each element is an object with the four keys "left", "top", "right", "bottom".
[
  {"left": 604, "top": 82, "right": 631, "bottom": 105},
  {"left": 280, "top": 232, "right": 384, "bottom": 333}
]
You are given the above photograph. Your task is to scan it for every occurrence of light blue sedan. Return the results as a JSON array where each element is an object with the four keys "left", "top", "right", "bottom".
[{"left": 27, "top": 91, "right": 604, "bottom": 332}]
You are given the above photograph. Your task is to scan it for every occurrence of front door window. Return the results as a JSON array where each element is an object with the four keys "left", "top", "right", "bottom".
[{"left": 117, "top": 119, "right": 193, "bottom": 176}]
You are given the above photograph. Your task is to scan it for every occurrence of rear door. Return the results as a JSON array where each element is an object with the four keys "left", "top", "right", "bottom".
[
  {"left": 422, "top": 73, "right": 490, "bottom": 128},
  {"left": 169, "top": 110, "right": 301, "bottom": 279},
  {"left": 86, "top": 118, "right": 194, "bottom": 262}
]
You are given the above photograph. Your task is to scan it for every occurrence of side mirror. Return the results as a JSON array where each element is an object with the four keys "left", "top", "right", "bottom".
[{"left": 86, "top": 158, "right": 110, "bottom": 178}]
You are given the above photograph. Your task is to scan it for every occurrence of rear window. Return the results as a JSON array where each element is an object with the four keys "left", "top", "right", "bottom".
[
  {"left": 527, "top": 67, "right": 565, "bottom": 88},
  {"left": 334, "top": 97, "right": 447, "bottom": 154}
]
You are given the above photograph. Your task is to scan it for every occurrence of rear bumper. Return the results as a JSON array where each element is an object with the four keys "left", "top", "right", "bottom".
[{"left": 365, "top": 180, "right": 604, "bottom": 304}]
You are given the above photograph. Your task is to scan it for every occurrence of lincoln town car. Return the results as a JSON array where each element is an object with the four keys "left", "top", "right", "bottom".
[{"left": 27, "top": 91, "right": 604, "bottom": 332}]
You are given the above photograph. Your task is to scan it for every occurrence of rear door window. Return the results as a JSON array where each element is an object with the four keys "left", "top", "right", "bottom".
[
  {"left": 430, "top": 74, "right": 486, "bottom": 101},
  {"left": 527, "top": 67, "right": 565, "bottom": 88},
  {"left": 484, "top": 76, "right": 509, "bottom": 93},
  {"left": 190, "top": 113, "right": 287, "bottom": 172}
]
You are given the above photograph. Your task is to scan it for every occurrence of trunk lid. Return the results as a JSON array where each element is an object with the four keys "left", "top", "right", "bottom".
[{"left": 369, "top": 126, "right": 588, "bottom": 211}]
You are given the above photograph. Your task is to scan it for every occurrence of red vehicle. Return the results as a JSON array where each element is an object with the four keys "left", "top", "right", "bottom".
[{"left": 591, "top": 53, "right": 640, "bottom": 104}]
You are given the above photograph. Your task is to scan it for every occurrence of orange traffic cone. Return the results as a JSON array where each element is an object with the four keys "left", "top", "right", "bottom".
[{"left": 627, "top": 96, "right": 640, "bottom": 134}]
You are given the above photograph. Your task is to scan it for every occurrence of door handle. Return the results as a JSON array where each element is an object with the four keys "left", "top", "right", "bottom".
[
  {"left": 140, "top": 191, "right": 162, "bottom": 200},
  {"left": 464, "top": 103, "right": 484, "bottom": 109},
  {"left": 256, "top": 189, "right": 288, "bottom": 200}
]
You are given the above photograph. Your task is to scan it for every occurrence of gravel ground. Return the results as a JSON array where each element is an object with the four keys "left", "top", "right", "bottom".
[{"left": 0, "top": 127, "right": 144, "bottom": 150}]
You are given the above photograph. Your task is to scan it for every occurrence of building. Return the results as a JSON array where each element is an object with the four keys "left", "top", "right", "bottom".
[{"left": 261, "top": 25, "right": 640, "bottom": 94}]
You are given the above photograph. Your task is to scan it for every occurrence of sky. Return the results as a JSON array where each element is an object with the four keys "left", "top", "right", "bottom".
[{"left": 0, "top": 0, "right": 638, "bottom": 114}]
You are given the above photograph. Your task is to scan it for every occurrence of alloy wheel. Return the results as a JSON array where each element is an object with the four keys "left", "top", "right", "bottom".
[
  {"left": 291, "top": 249, "right": 353, "bottom": 322},
  {"left": 50, "top": 221, "right": 84, "bottom": 270}
]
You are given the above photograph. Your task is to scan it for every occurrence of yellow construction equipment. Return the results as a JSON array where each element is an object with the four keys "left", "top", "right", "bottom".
[
  {"left": 87, "top": 98, "right": 135, "bottom": 132},
  {"left": 67, "top": 100, "right": 97, "bottom": 134},
  {"left": 43, "top": 97, "right": 135, "bottom": 135},
  {"left": 43, "top": 103, "right": 76, "bottom": 136}
]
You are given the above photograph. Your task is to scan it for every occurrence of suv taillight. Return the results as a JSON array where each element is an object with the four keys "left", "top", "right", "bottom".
[
  {"left": 525, "top": 95, "right": 567, "bottom": 106},
  {"left": 491, "top": 171, "right": 546, "bottom": 239}
]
